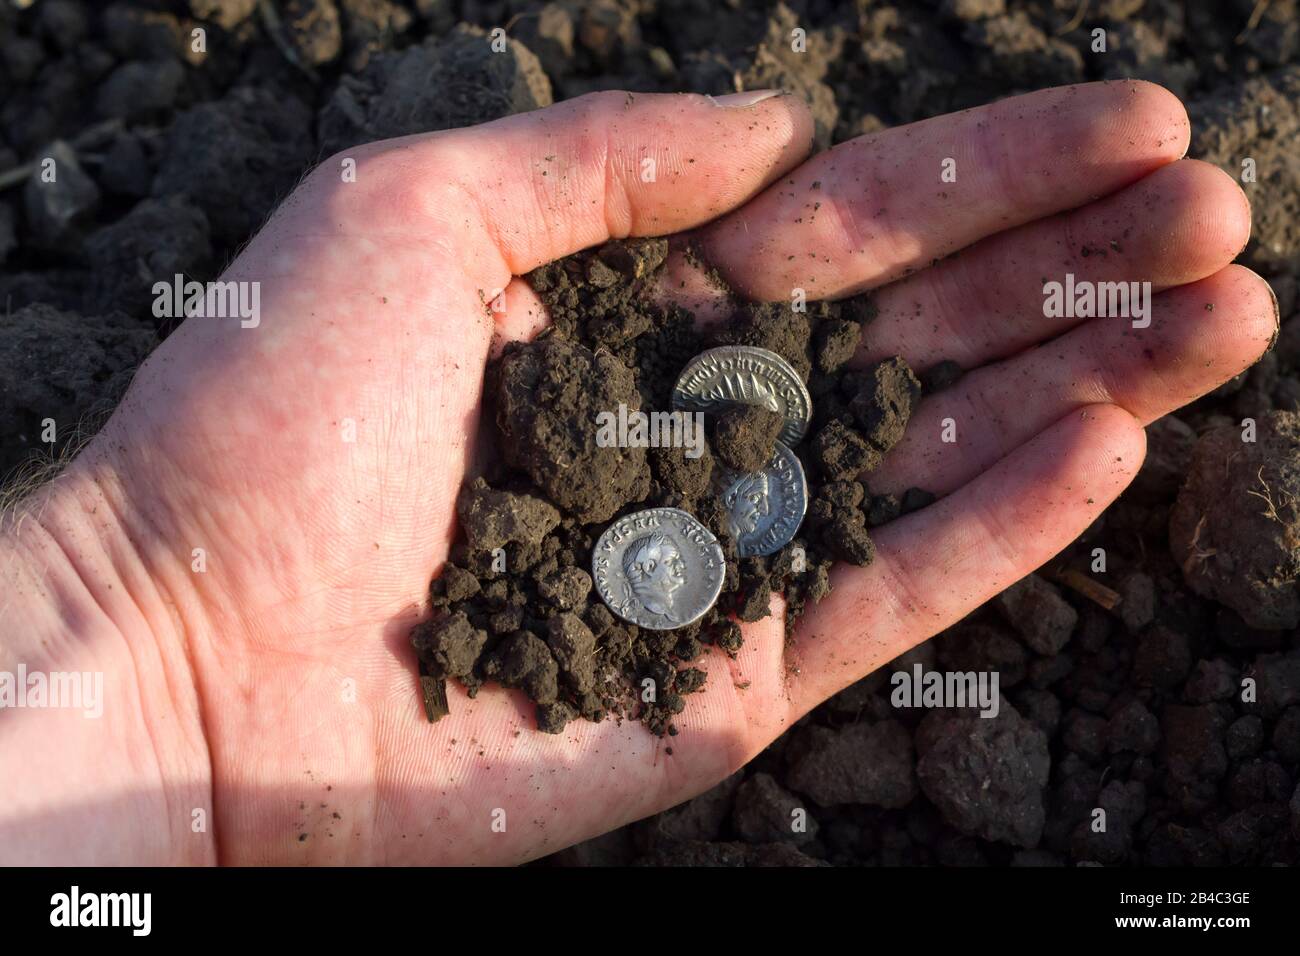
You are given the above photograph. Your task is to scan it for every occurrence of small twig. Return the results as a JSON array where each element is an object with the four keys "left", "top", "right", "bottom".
[
  {"left": 1052, "top": 566, "right": 1121, "bottom": 611},
  {"left": 0, "top": 164, "right": 29, "bottom": 191},
  {"left": 1057, "top": 0, "right": 1090, "bottom": 36},
  {"left": 1237, "top": 0, "right": 1272, "bottom": 43},
  {"left": 0, "top": 119, "right": 123, "bottom": 192},
  {"left": 1181, "top": 514, "right": 1217, "bottom": 577},
  {"left": 419, "top": 673, "right": 450, "bottom": 723},
  {"left": 1245, "top": 465, "right": 1286, "bottom": 523},
  {"left": 257, "top": 0, "right": 319, "bottom": 83}
]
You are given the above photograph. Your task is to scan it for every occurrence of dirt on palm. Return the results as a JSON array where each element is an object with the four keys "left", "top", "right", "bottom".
[{"left": 413, "top": 237, "right": 922, "bottom": 736}]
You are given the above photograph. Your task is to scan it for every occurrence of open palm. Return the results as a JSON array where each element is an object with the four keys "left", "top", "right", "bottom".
[{"left": 10, "top": 83, "right": 1274, "bottom": 865}]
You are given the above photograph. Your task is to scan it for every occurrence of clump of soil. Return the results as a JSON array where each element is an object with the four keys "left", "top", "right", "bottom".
[
  {"left": 712, "top": 405, "right": 783, "bottom": 473},
  {"left": 496, "top": 336, "right": 649, "bottom": 523},
  {"left": 412, "top": 237, "right": 922, "bottom": 735},
  {"left": 1170, "top": 412, "right": 1300, "bottom": 629}
]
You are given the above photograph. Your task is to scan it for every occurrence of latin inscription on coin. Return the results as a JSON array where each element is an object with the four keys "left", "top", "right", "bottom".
[{"left": 671, "top": 346, "right": 812, "bottom": 445}]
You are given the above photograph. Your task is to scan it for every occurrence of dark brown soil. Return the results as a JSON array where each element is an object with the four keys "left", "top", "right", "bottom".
[
  {"left": 4, "top": 0, "right": 1300, "bottom": 868},
  {"left": 496, "top": 335, "right": 650, "bottom": 523},
  {"left": 414, "top": 238, "right": 914, "bottom": 736},
  {"left": 1170, "top": 412, "right": 1300, "bottom": 630},
  {"left": 712, "top": 405, "right": 783, "bottom": 474}
]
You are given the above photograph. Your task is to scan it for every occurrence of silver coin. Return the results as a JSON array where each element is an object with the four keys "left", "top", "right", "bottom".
[
  {"left": 591, "top": 507, "right": 726, "bottom": 631},
  {"left": 717, "top": 440, "right": 808, "bottom": 557},
  {"left": 671, "top": 345, "right": 812, "bottom": 446}
]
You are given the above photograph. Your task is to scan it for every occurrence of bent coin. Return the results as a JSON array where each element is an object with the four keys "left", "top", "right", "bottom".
[
  {"left": 718, "top": 440, "right": 808, "bottom": 557},
  {"left": 592, "top": 507, "right": 726, "bottom": 630},
  {"left": 670, "top": 345, "right": 812, "bottom": 445}
]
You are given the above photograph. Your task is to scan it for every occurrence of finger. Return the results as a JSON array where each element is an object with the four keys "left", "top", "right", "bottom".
[
  {"left": 786, "top": 403, "right": 1146, "bottom": 716},
  {"left": 492, "top": 148, "right": 1244, "bottom": 365},
  {"left": 385, "top": 90, "right": 813, "bottom": 286},
  {"left": 697, "top": 80, "right": 1190, "bottom": 301},
  {"left": 860, "top": 159, "right": 1252, "bottom": 371},
  {"left": 869, "top": 264, "right": 1278, "bottom": 497},
  {"left": 488, "top": 278, "right": 550, "bottom": 358}
]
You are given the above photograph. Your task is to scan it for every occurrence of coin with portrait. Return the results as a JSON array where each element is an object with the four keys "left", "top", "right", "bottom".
[
  {"left": 717, "top": 440, "right": 808, "bottom": 557},
  {"left": 591, "top": 507, "right": 726, "bottom": 630}
]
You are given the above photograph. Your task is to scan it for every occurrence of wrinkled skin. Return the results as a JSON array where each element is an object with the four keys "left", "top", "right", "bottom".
[{"left": 0, "top": 84, "right": 1276, "bottom": 864}]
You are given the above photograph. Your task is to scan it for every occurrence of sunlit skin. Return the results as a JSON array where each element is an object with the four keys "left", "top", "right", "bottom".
[{"left": 0, "top": 83, "right": 1277, "bottom": 864}]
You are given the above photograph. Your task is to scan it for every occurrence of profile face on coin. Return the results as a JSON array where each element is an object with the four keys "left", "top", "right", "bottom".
[
  {"left": 724, "top": 472, "right": 772, "bottom": 536},
  {"left": 718, "top": 440, "right": 808, "bottom": 558},
  {"left": 671, "top": 345, "right": 812, "bottom": 445},
  {"left": 592, "top": 508, "right": 726, "bottom": 630}
]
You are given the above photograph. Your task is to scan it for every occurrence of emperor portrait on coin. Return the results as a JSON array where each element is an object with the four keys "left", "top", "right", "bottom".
[{"left": 591, "top": 507, "right": 726, "bottom": 630}]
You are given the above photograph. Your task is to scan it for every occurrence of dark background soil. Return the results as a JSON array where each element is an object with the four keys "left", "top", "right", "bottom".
[{"left": 2, "top": 0, "right": 1299, "bottom": 866}]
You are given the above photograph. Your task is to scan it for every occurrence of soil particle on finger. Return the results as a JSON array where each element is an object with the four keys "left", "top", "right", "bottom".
[
  {"left": 411, "top": 611, "right": 487, "bottom": 681},
  {"left": 822, "top": 511, "right": 876, "bottom": 566},
  {"left": 813, "top": 418, "right": 880, "bottom": 480},
  {"left": 813, "top": 318, "right": 863, "bottom": 376},
  {"left": 849, "top": 357, "right": 923, "bottom": 458}
]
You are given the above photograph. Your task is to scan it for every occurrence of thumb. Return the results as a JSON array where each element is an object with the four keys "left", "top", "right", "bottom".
[{"left": 395, "top": 89, "right": 814, "bottom": 282}]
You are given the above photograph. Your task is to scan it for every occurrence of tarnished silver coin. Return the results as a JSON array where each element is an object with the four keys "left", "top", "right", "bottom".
[
  {"left": 671, "top": 345, "right": 812, "bottom": 445},
  {"left": 717, "top": 440, "right": 808, "bottom": 557},
  {"left": 592, "top": 507, "right": 726, "bottom": 631}
]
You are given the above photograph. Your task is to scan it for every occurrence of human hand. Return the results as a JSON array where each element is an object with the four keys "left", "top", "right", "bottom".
[{"left": 0, "top": 82, "right": 1274, "bottom": 865}]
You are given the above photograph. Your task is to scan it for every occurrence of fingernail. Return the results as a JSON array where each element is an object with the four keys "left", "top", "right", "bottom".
[
  {"left": 710, "top": 89, "right": 784, "bottom": 108},
  {"left": 1266, "top": 276, "right": 1282, "bottom": 348}
]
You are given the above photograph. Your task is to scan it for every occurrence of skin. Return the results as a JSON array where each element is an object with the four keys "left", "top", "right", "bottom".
[{"left": 0, "top": 83, "right": 1276, "bottom": 865}]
